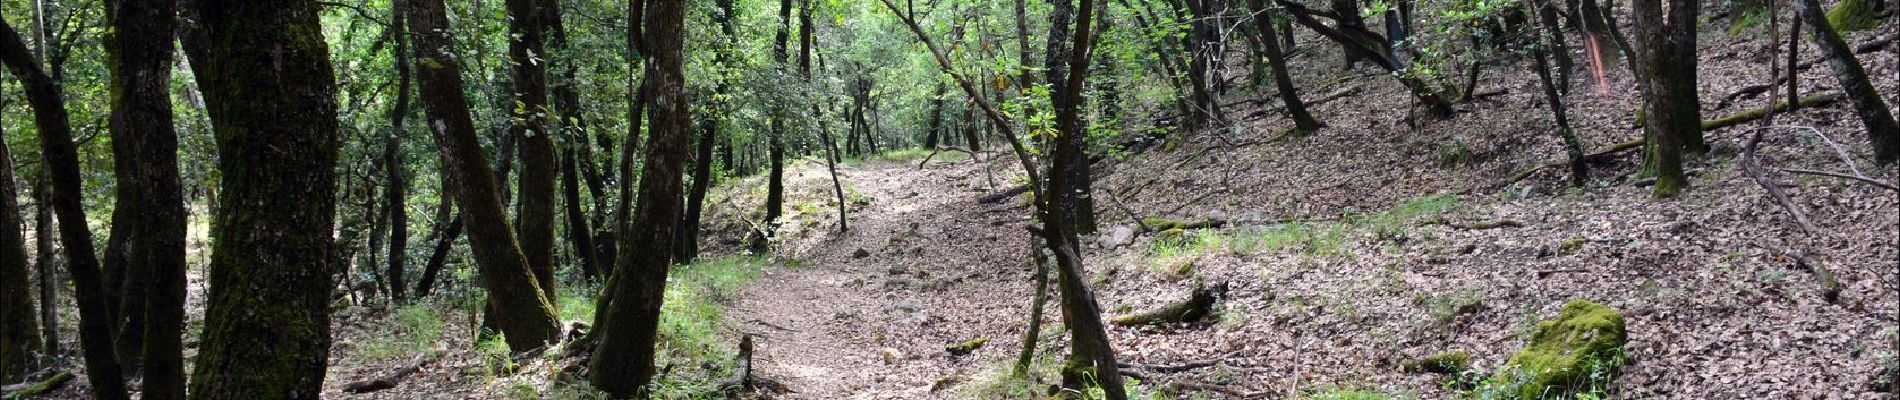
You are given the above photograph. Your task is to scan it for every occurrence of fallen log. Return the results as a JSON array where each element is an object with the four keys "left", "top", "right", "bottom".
[
  {"left": 1790, "top": 252, "right": 1842, "bottom": 304},
  {"left": 1, "top": 371, "right": 73, "bottom": 397},
  {"left": 1504, "top": 92, "right": 1842, "bottom": 185},
  {"left": 340, "top": 356, "right": 429, "bottom": 393},
  {"left": 1139, "top": 216, "right": 1227, "bottom": 232},
  {"left": 976, "top": 184, "right": 1031, "bottom": 204},
  {"left": 1702, "top": 93, "right": 1843, "bottom": 131},
  {"left": 1422, "top": 219, "right": 1523, "bottom": 230},
  {"left": 1110, "top": 282, "right": 1222, "bottom": 326}
]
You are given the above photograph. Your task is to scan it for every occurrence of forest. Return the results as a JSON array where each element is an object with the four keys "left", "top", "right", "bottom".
[{"left": 0, "top": 0, "right": 1895, "bottom": 398}]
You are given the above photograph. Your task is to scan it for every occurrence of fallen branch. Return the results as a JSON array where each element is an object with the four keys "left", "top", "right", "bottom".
[
  {"left": 1782, "top": 168, "right": 1900, "bottom": 192},
  {"left": 1741, "top": 128, "right": 1821, "bottom": 234},
  {"left": 976, "top": 184, "right": 1032, "bottom": 204},
  {"left": 1139, "top": 216, "right": 1228, "bottom": 232},
  {"left": 340, "top": 357, "right": 429, "bottom": 393},
  {"left": 1702, "top": 93, "right": 1843, "bottom": 131},
  {"left": 1117, "top": 357, "right": 1221, "bottom": 374},
  {"left": 1422, "top": 219, "right": 1523, "bottom": 230},
  {"left": 1, "top": 371, "right": 73, "bottom": 397}
]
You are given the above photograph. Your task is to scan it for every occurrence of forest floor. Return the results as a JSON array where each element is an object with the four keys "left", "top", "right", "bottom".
[{"left": 20, "top": 17, "right": 1900, "bottom": 400}]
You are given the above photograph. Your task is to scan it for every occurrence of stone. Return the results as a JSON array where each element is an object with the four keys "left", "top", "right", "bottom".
[{"left": 1099, "top": 225, "right": 1137, "bottom": 248}]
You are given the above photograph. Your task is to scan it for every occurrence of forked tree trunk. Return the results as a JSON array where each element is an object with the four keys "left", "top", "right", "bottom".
[
  {"left": 1531, "top": 0, "right": 1588, "bottom": 187},
  {"left": 548, "top": 0, "right": 600, "bottom": 279},
  {"left": 0, "top": 19, "right": 130, "bottom": 400},
  {"left": 589, "top": 0, "right": 691, "bottom": 395},
  {"left": 103, "top": 0, "right": 188, "bottom": 396},
  {"left": 406, "top": 0, "right": 562, "bottom": 351},
  {"left": 1631, "top": 0, "right": 1701, "bottom": 197},
  {"left": 177, "top": 0, "right": 341, "bottom": 397}
]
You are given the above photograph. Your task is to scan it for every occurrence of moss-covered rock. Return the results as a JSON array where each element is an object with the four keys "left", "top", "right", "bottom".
[
  {"left": 1827, "top": 0, "right": 1883, "bottom": 32},
  {"left": 1492, "top": 299, "right": 1627, "bottom": 399},
  {"left": 1401, "top": 350, "right": 1471, "bottom": 374}
]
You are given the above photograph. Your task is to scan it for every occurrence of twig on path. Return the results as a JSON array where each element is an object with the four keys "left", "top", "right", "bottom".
[{"left": 745, "top": 318, "right": 801, "bottom": 333}]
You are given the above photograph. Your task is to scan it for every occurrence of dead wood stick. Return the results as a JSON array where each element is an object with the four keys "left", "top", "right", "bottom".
[
  {"left": 1422, "top": 219, "right": 1523, "bottom": 230},
  {"left": 340, "top": 356, "right": 429, "bottom": 393},
  {"left": 1781, "top": 168, "right": 1900, "bottom": 192},
  {"left": 1742, "top": 129, "right": 1821, "bottom": 234}
]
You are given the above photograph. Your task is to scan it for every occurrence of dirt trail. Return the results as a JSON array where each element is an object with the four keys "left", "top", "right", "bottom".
[{"left": 725, "top": 157, "right": 1045, "bottom": 399}]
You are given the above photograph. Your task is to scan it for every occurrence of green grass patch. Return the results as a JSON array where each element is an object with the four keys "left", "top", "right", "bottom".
[
  {"left": 356, "top": 303, "right": 447, "bottom": 361},
  {"left": 644, "top": 255, "right": 764, "bottom": 398},
  {"left": 1307, "top": 387, "right": 1414, "bottom": 400}
]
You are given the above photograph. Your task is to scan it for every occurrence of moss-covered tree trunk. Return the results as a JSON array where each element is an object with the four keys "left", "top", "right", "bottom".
[
  {"left": 0, "top": 99, "right": 40, "bottom": 386},
  {"left": 1631, "top": 0, "right": 1701, "bottom": 197},
  {"left": 179, "top": 0, "right": 342, "bottom": 397},
  {"left": 588, "top": 0, "right": 690, "bottom": 396},
  {"left": 104, "top": 0, "right": 188, "bottom": 396},
  {"left": 1796, "top": 0, "right": 1900, "bottom": 166},
  {"left": 406, "top": 0, "right": 562, "bottom": 351},
  {"left": 508, "top": 0, "right": 559, "bottom": 304},
  {"left": 1248, "top": 0, "right": 1323, "bottom": 133},
  {"left": 1044, "top": 0, "right": 1126, "bottom": 396},
  {"left": 0, "top": 19, "right": 131, "bottom": 400}
]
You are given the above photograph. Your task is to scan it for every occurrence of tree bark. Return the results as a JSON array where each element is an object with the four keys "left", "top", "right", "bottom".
[
  {"left": 176, "top": 0, "right": 340, "bottom": 397},
  {"left": 406, "top": 0, "right": 562, "bottom": 351},
  {"left": 0, "top": 92, "right": 40, "bottom": 386},
  {"left": 1631, "top": 0, "right": 1701, "bottom": 197},
  {"left": 103, "top": 0, "right": 187, "bottom": 396},
  {"left": 32, "top": 176, "right": 57, "bottom": 359},
  {"left": 508, "top": 0, "right": 559, "bottom": 304},
  {"left": 588, "top": 0, "right": 690, "bottom": 395},
  {"left": 679, "top": 0, "right": 740, "bottom": 264},
  {"left": 0, "top": 19, "right": 130, "bottom": 400},
  {"left": 1794, "top": 0, "right": 1900, "bottom": 165}
]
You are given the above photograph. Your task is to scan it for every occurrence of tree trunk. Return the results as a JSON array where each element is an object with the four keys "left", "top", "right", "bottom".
[
  {"left": 547, "top": 0, "right": 600, "bottom": 279},
  {"left": 176, "top": 0, "right": 340, "bottom": 397},
  {"left": 1794, "top": 0, "right": 1900, "bottom": 165},
  {"left": 406, "top": 0, "right": 562, "bottom": 351},
  {"left": 1044, "top": 0, "right": 1097, "bottom": 236},
  {"left": 1248, "top": 0, "right": 1323, "bottom": 133},
  {"left": 508, "top": 0, "right": 559, "bottom": 304},
  {"left": 32, "top": 176, "right": 58, "bottom": 359},
  {"left": 1184, "top": 0, "right": 1232, "bottom": 130},
  {"left": 1531, "top": 0, "right": 1588, "bottom": 187},
  {"left": 1631, "top": 0, "right": 1700, "bottom": 197},
  {"left": 0, "top": 96, "right": 40, "bottom": 386},
  {"left": 799, "top": 0, "right": 847, "bottom": 233},
  {"left": 679, "top": 0, "right": 739, "bottom": 264},
  {"left": 414, "top": 213, "right": 460, "bottom": 297},
  {"left": 753, "top": 0, "right": 794, "bottom": 254},
  {"left": 588, "top": 0, "right": 690, "bottom": 395},
  {"left": 1010, "top": 242, "right": 1050, "bottom": 378},
  {"left": 103, "top": 0, "right": 187, "bottom": 396},
  {"left": 0, "top": 19, "right": 130, "bottom": 400},
  {"left": 385, "top": 0, "right": 413, "bottom": 302}
]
